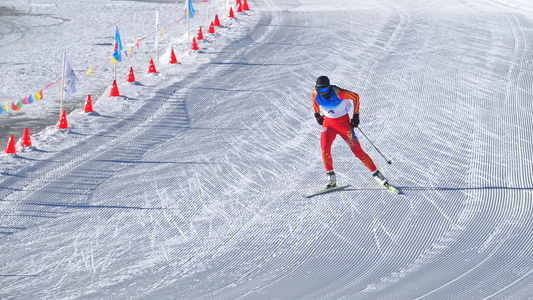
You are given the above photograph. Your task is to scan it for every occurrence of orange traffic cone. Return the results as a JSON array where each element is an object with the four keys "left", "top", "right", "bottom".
[
  {"left": 243, "top": 0, "right": 249, "bottom": 10},
  {"left": 228, "top": 7, "right": 235, "bottom": 18},
  {"left": 126, "top": 67, "right": 136, "bottom": 83},
  {"left": 4, "top": 134, "right": 16, "bottom": 154},
  {"left": 147, "top": 58, "right": 157, "bottom": 74},
  {"left": 83, "top": 94, "right": 93, "bottom": 113},
  {"left": 214, "top": 14, "right": 221, "bottom": 27},
  {"left": 169, "top": 49, "right": 178, "bottom": 64},
  {"left": 109, "top": 80, "right": 120, "bottom": 97},
  {"left": 235, "top": 0, "right": 241, "bottom": 6},
  {"left": 191, "top": 38, "right": 199, "bottom": 51},
  {"left": 236, "top": 3, "right": 243, "bottom": 13},
  {"left": 197, "top": 27, "right": 204, "bottom": 40},
  {"left": 57, "top": 110, "right": 68, "bottom": 130},
  {"left": 208, "top": 22, "right": 215, "bottom": 34},
  {"left": 20, "top": 127, "right": 31, "bottom": 147}
]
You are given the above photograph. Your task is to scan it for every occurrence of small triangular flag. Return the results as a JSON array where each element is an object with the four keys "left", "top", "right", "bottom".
[{"left": 1, "top": 102, "right": 8, "bottom": 113}]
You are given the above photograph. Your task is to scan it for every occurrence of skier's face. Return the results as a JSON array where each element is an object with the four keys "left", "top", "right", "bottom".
[{"left": 317, "top": 86, "right": 332, "bottom": 99}]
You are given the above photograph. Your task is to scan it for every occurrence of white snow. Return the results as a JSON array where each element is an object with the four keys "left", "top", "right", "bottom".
[{"left": 1, "top": 0, "right": 533, "bottom": 299}]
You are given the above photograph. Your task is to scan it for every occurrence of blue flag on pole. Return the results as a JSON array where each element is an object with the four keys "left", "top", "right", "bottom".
[
  {"left": 112, "top": 26, "right": 123, "bottom": 63},
  {"left": 184, "top": 0, "right": 195, "bottom": 19}
]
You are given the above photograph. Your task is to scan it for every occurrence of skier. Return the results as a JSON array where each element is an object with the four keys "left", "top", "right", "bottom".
[{"left": 312, "top": 75, "right": 388, "bottom": 188}]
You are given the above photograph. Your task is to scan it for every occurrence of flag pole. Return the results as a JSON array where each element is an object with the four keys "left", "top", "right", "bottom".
[
  {"left": 185, "top": 0, "right": 194, "bottom": 41},
  {"left": 207, "top": 0, "right": 211, "bottom": 27},
  {"left": 155, "top": 9, "right": 160, "bottom": 67},
  {"left": 60, "top": 52, "right": 65, "bottom": 117}
]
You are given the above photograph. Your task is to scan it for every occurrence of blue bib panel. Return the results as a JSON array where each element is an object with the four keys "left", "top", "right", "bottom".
[{"left": 315, "top": 86, "right": 342, "bottom": 109}]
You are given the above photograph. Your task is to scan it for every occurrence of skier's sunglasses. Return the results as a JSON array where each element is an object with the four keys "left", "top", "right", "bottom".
[{"left": 316, "top": 86, "right": 330, "bottom": 94}]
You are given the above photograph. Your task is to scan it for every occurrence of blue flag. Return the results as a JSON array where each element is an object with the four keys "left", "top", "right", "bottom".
[
  {"left": 112, "top": 26, "right": 123, "bottom": 63},
  {"left": 184, "top": 0, "right": 195, "bottom": 19}
]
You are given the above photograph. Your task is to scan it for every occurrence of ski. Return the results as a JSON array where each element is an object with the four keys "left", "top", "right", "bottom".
[
  {"left": 304, "top": 185, "right": 351, "bottom": 198},
  {"left": 304, "top": 183, "right": 400, "bottom": 197},
  {"left": 384, "top": 182, "right": 401, "bottom": 194}
]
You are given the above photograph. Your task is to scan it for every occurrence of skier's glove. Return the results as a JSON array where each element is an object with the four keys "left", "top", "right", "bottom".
[
  {"left": 350, "top": 114, "right": 360, "bottom": 128},
  {"left": 315, "top": 113, "right": 324, "bottom": 125}
]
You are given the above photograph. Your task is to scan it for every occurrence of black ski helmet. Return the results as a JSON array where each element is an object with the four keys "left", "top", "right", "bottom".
[{"left": 315, "top": 76, "right": 330, "bottom": 88}]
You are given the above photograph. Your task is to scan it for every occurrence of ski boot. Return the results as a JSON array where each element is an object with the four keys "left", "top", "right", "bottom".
[
  {"left": 326, "top": 171, "right": 336, "bottom": 188},
  {"left": 372, "top": 170, "right": 388, "bottom": 185}
]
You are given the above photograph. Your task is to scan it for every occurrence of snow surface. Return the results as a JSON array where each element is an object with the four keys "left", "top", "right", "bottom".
[{"left": 2, "top": 0, "right": 533, "bottom": 299}]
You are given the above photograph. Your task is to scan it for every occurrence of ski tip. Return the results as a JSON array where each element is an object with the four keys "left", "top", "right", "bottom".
[{"left": 385, "top": 183, "right": 401, "bottom": 194}]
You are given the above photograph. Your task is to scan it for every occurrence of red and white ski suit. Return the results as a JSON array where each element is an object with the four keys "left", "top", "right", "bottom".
[{"left": 312, "top": 86, "right": 377, "bottom": 173}]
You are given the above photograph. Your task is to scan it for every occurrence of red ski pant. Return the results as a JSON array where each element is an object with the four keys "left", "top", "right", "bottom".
[{"left": 320, "top": 115, "right": 377, "bottom": 173}]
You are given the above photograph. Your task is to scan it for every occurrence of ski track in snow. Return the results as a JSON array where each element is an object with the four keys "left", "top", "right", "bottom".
[{"left": 1, "top": 0, "right": 533, "bottom": 299}]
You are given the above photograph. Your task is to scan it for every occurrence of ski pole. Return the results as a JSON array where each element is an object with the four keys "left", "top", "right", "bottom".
[{"left": 357, "top": 127, "right": 392, "bottom": 164}]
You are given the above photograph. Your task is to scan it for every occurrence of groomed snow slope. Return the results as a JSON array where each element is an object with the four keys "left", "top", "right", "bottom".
[{"left": 1, "top": 0, "right": 533, "bottom": 299}]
